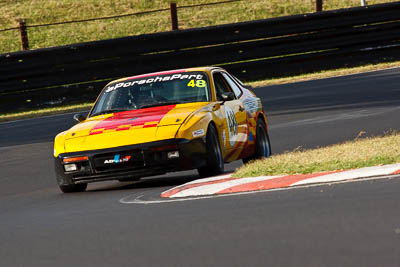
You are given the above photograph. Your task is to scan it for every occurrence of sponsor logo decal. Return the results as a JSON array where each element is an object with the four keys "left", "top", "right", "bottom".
[
  {"left": 104, "top": 154, "right": 131, "bottom": 164},
  {"left": 249, "top": 132, "right": 254, "bottom": 141},
  {"left": 222, "top": 130, "right": 226, "bottom": 150},
  {"left": 225, "top": 106, "right": 238, "bottom": 147},
  {"left": 105, "top": 74, "right": 204, "bottom": 93},
  {"left": 192, "top": 129, "right": 205, "bottom": 138},
  {"left": 242, "top": 98, "right": 260, "bottom": 113}
]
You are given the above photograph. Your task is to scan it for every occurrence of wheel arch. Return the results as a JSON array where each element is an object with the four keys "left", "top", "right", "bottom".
[
  {"left": 206, "top": 120, "right": 219, "bottom": 139},
  {"left": 206, "top": 120, "right": 224, "bottom": 151},
  {"left": 257, "top": 112, "right": 269, "bottom": 132}
]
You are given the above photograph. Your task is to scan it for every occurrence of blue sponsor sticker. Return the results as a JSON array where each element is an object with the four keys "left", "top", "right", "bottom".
[{"left": 249, "top": 132, "right": 254, "bottom": 141}]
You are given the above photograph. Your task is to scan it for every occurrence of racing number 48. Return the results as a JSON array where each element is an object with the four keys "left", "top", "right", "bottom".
[{"left": 187, "top": 80, "right": 206, "bottom": 88}]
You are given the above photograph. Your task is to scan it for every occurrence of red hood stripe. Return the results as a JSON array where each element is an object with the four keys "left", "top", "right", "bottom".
[{"left": 89, "top": 105, "right": 176, "bottom": 135}]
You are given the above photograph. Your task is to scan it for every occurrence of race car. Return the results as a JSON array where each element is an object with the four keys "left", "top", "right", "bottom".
[{"left": 53, "top": 67, "right": 271, "bottom": 193}]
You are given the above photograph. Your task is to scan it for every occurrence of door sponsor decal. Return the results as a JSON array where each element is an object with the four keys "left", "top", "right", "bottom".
[
  {"left": 222, "top": 130, "right": 226, "bottom": 150},
  {"left": 224, "top": 106, "right": 238, "bottom": 147},
  {"left": 242, "top": 98, "right": 260, "bottom": 113}
]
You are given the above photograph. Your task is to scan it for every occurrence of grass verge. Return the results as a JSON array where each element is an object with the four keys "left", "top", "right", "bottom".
[
  {"left": 0, "top": 103, "right": 93, "bottom": 122},
  {"left": 234, "top": 132, "right": 400, "bottom": 178}
]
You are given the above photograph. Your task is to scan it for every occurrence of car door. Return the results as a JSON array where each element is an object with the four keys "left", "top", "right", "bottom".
[{"left": 212, "top": 71, "right": 248, "bottom": 152}]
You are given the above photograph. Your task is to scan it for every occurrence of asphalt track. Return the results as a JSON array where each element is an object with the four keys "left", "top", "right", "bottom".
[{"left": 1, "top": 68, "right": 400, "bottom": 266}]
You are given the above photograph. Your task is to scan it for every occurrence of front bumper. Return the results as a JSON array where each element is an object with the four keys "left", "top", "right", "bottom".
[{"left": 54, "top": 138, "right": 206, "bottom": 185}]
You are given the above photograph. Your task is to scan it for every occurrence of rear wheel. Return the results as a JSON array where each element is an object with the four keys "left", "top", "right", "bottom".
[
  {"left": 243, "top": 118, "right": 271, "bottom": 164},
  {"left": 197, "top": 124, "right": 224, "bottom": 178},
  {"left": 59, "top": 183, "right": 87, "bottom": 193}
]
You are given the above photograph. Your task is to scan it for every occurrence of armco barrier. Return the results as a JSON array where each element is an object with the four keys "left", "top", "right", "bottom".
[{"left": 1, "top": 2, "right": 400, "bottom": 113}]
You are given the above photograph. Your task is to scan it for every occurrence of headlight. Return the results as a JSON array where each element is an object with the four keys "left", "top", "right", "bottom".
[
  {"left": 167, "top": 151, "right": 180, "bottom": 159},
  {"left": 64, "top": 164, "right": 78, "bottom": 172}
]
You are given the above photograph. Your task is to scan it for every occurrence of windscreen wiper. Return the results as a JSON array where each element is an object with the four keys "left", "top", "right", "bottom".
[{"left": 139, "top": 101, "right": 183, "bottom": 109}]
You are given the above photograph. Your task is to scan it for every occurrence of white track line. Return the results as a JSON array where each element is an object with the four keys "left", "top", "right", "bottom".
[
  {"left": 119, "top": 174, "right": 400, "bottom": 204},
  {"left": 170, "top": 175, "right": 281, "bottom": 198},
  {"left": 162, "top": 164, "right": 400, "bottom": 198},
  {"left": 292, "top": 164, "right": 400, "bottom": 186}
]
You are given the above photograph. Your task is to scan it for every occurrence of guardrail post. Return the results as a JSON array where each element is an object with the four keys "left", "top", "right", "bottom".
[
  {"left": 170, "top": 3, "right": 179, "bottom": 30},
  {"left": 316, "top": 0, "right": 323, "bottom": 12},
  {"left": 361, "top": 0, "right": 367, "bottom": 6},
  {"left": 18, "top": 19, "right": 29, "bottom": 51}
]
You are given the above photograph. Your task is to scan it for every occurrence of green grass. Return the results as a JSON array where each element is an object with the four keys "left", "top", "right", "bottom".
[
  {"left": 234, "top": 132, "right": 400, "bottom": 178},
  {"left": 0, "top": 0, "right": 396, "bottom": 54},
  {"left": 0, "top": 103, "right": 93, "bottom": 122}
]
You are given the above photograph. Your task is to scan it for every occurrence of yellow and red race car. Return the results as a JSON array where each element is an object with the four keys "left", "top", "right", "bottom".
[{"left": 54, "top": 67, "right": 271, "bottom": 193}]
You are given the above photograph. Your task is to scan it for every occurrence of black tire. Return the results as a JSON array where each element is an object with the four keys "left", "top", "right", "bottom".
[
  {"left": 243, "top": 118, "right": 271, "bottom": 164},
  {"left": 59, "top": 183, "right": 87, "bottom": 193},
  {"left": 197, "top": 124, "right": 224, "bottom": 178}
]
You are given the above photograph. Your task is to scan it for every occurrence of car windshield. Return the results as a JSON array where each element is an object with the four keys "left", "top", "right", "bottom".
[{"left": 90, "top": 71, "right": 210, "bottom": 117}]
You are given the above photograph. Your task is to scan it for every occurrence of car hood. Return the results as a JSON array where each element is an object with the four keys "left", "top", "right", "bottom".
[{"left": 63, "top": 103, "right": 207, "bottom": 152}]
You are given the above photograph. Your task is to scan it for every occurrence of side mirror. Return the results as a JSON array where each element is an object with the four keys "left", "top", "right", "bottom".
[
  {"left": 221, "top": 92, "right": 235, "bottom": 102},
  {"left": 73, "top": 113, "right": 86, "bottom": 123}
]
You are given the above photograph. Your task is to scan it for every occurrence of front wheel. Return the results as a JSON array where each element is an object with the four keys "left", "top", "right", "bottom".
[
  {"left": 197, "top": 124, "right": 224, "bottom": 178},
  {"left": 243, "top": 118, "right": 271, "bottom": 164},
  {"left": 59, "top": 183, "right": 87, "bottom": 193}
]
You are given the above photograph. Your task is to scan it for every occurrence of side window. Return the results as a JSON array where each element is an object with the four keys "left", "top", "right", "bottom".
[
  {"left": 231, "top": 74, "right": 244, "bottom": 87},
  {"left": 213, "top": 72, "right": 232, "bottom": 101},
  {"left": 222, "top": 72, "right": 242, "bottom": 98}
]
